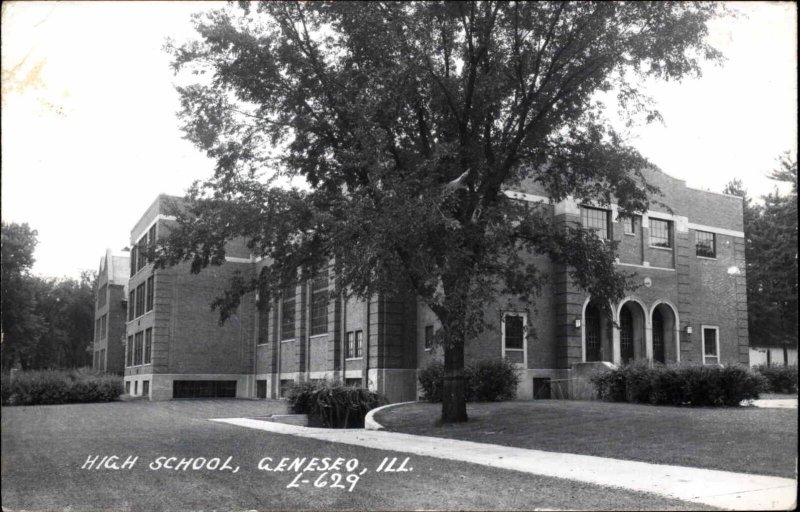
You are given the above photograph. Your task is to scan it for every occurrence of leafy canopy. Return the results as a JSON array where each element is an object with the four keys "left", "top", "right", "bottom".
[{"left": 160, "top": 2, "right": 722, "bottom": 345}]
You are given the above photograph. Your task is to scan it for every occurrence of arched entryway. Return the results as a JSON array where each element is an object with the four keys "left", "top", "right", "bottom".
[
  {"left": 618, "top": 300, "right": 647, "bottom": 364},
  {"left": 583, "top": 299, "right": 612, "bottom": 362},
  {"left": 651, "top": 302, "right": 679, "bottom": 363}
]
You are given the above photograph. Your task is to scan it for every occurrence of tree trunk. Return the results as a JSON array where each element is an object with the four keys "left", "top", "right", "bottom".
[{"left": 441, "top": 341, "right": 468, "bottom": 423}]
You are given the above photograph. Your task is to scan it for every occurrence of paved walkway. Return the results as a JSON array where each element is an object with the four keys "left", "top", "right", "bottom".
[
  {"left": 212, "top": 417, "right": 796, "bottom": 511},
  {"left": 751, "top": 398, "right": 798, "bottom": 409}
]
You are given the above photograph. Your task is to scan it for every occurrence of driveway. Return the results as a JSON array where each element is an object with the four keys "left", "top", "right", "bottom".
[{"left": 2, "top": 400, "right": 711, "bottom": 511}]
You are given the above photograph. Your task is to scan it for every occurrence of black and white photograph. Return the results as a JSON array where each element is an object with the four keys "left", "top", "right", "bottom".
[{"left": 1, "top": 1, "right": 797, "bottom": 510}]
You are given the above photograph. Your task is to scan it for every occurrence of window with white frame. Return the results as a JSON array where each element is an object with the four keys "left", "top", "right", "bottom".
[
  {"left": 695, "top": 230, "right": 716, "bottom": 258},
  {"left": 502, "top": 312, "right": 526, "bottom": 366},
  {"left": 620, "top": 215, "right": 637, "bottom": 235},
  {"left": 280, "top": 284, "right": 296, "bottom": 340},
  {"left": 580, "top": 206, "right": 610, "bottom": 240},
  {"left": 309, "top": 268, "right": 329, "bottom": 336},
  {"left": 702, "top": 326, "right": 720, "bottom": 365},
  {"left": 649, "top": 218, "right": 672, "bottom": 248}
]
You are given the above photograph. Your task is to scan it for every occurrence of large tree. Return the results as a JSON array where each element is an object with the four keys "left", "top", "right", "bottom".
[
  {"left": 160, "top": 1, "right": 722, "bottom": 422},
  {"left": 727, "top": 155, "right": 798, "bottom": 352}
]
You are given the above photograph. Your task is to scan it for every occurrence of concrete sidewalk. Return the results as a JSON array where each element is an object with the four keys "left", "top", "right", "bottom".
[{"left": 212, "top": 417, "right": 797, "bottom": 511}]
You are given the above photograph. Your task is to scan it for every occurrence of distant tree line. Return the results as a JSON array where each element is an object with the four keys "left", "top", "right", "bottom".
[
  {"left": 1, "top": 222, "right": 96, "bottom": 371},
  {"left": 725, "top": 153, "right": 798, "bottom": 350}
]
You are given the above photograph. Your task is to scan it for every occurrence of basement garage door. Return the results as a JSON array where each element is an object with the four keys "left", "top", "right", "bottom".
[{"left": 172, "top": 380, "right": 237, "bottom": 399}]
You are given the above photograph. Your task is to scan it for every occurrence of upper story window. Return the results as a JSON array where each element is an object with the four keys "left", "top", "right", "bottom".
[
  {"left": 580, "top": 206, "right": 610, "bottom": 240},
  {"left": 97, "top": 283, "right": 108, "bottom": 308},
  {"left": 620, "top": 215, "right": 637, "bottom": 235},
  {"left": 95, "top": 318, "right": 102, "bottom": 342},
  {"left": 134, "top": 331, "right": 144, "bottom": 366},
  {"left": 257, "top": 287, "right": 271, "bottom": 346},
  {"left": 126, "top": 335, "right": 133, "bottom": 367},
  {"left": 144, "top": 328, "right": 152, "bottom": 365},
  {"left": 128, "top": 290, "right": 135, "bottom": 321},
  {"left": 424, "top": 325, "right": 434, "bottom": 350},
  {"left": 649, "top": 218, "right": 672, "bottom": 248},
  {"left": 503, "top": 314, "right": 524, "bottom": 350},
  {"left": 130, "top": 247, "right": 137, "bottom": 277},
  {"left": 135, "top": 283, "right": 145, "bottom": 317},
  {"left": 309, "top": 268, "right": 329, "bottom": 336},
  {"left": 136, "top": 235, "right": 148, "bottom": 272},
  {"left": 346, "top": 330, "right": 363, "bottom": 358},
  {"left": 280, "top": 284, "right": 296, "bottom": 341},
  {"left": 146, "top": 276, "right": 155, "bottom": 312},
  {"left": 100, "top": 314, "right": 107, "bottom": 340},
  {"left": 695, "top": 230, "right": 716, "bottom": 258}
]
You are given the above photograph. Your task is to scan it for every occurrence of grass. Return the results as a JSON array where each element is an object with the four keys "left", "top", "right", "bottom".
[
  {"left": 1, "top": 399, "right": 712, "bottom": 511},
  {"left": 376, "top": 400, "right": 798, "bottom": 478}
]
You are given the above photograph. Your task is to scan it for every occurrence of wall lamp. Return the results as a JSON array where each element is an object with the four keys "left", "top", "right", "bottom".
[
  {"left": 685, "top": 326, "right": 693, "bottom": 335},
  {"left": 574, "top": 318, "right": 582, "bottom": 329}
]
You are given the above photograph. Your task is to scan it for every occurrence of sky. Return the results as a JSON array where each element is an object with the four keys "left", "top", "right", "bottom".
[{"left": 1, "top": 1, "right": 797, "bottom": 280}]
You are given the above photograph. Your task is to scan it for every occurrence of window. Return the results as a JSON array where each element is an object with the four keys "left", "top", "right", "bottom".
[
  {"left": 280, "top": 285, "right": 296, "bottom": 340},
  {"left": 135, "top": 283, "right": 145, "bottom": 317},
  {"left": 256, "top": 380, "right": 267, "bottom": 399},
  {"left": 309, "top": 268, "right": 329, "bottom": 336},
  {"left": 355, "top": 330, "right": 363, "bottom": 358},
  {"left": 620, "top": 215, "right": 637, "bottom": 235},
  {"left": 148, "top": 224, "right": 157, "bottom": 250},
  {"left": 702, "top": 326, "right": 719, "bottom": 365},
  {"left": 581, "top": 206, "right": 610, "bottom": 240},
  {"left": 649, "top": 218, "right": 672, "bottom": 248},
  {"left": 95, "top": 318, "right": 102, "bottom": 342},
  {"left": 696, "top": 230, "right": 716, "bottom": 258},
  {"left": 128, "top": 290, "right": 135, "bottom": 321},
  {"left": 136, "top": 235, "right": 147, "bottom": 272},
  {"left": 346, "top": 331, "right": 355, "bottom": 358},
  {"left": 100, "top": 349, "right": 105, "bottom": 372},
  {"left": 100, "top": 314, "right": 107, "bottom": 339},
  {"left": 134, "top": 331, "right": 143, "bottom": 366},
  {"left": 94, "top": 351, "right": 100, "bottom": 370},
  {"left": 144, "top": 328, "right": 152, "bottom": 364},
  {"left": 424, "top": 325, "right": 434, "bottom": 350},
  {"left": 146, "top": 276, "right": 155, "bottom": 312},
  {"left": 130, "top": 247, "right": 137, "bottom": 277},
  {"left": 142, "top": 380, "right": 150, "bottom": 397},
  {"left": 257, "top": 297, "right": 270, "bottom": 346},
  {"left": 125, "top": 381, "right": 131, "bottom": 394},
  {"left": 502, "top": 313, "right": 526, "bottom": 366},
  {"left": 126, "top": 335, "right": 133, "bottom": 367},
  {"left": 97, "top": 284, "right": 108, "bottom": 308}
]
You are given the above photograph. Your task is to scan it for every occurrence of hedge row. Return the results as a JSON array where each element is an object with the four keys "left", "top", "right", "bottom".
[
  {"left": 591, "top": 362, "right": 768, "bottom": 406},
  {"left": 286, "top": 380, "right": 386, "bottom": 428},
  {"left": 753, "top": 365, "right": 798, "bottom": 394},
  {"left": 1, "top": 369, "right": 123, "bottom": 406},
  {"left": 418, "top": 358, "right": 521, "bottom": 402}
]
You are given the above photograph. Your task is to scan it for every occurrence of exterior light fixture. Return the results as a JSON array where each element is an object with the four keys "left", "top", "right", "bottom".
[
  {"left": 685, "top": 326, "right": 693, "bottom": 335},
  {"left": 574, "top": 318, "right": 582, "bottom": 329}
]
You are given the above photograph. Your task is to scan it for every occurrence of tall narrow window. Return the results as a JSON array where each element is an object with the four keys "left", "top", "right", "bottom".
[
  {"left": 146, "top": 276, "right": 155, "bottom": 312},
  {"left": 136, "top": 235, "right": 147, "bottom": 271},
  {"left": 580, "top": 206, "right": 610, "bottom": 240},
  {"left": 620, "top": 307, "right": 634, "bottom": 363},
  {"left": 649, "top": 218, "right": 672, "bottom": 248},
  {"left": 148, "top": 224, "right": 157, "bottom": 262},
  {"left": 100, "top": 349, "right": 106, "bottom": 372},
  {"left": 100, "top": 314, "right": 107, "bottom": 339},
  {"left": 585, "top": 303, "right": 602, "bottom": 362},
  {"left": 130, "top": 247, "right": 137, "bottom": 276},
  {"left": 695, "top": 230, "right": 716, "bottom": 258},
  {"left": 257, "top": 292, "right": 270, "bottom": 346},
  {"left": 127, "top": 335, "right": 133, "bottom": 367},
  {"left": 504, "top": 315, "right": 524, "bottom": 349},
  {"left": 280, "top": 284, "right": 296, "bottom": 340},
  {"left": 128, "top": 290, "right": 135, "bottom": 321},
  {"left": 702, "top": 326, "right": 719, "bottom": 365},
  {"left": 144, "top": 328, "right": 152, "bottom": 364},
  {"left": 134, "top": 331, "right": 144, "bottom": 366},
  {"left": 620, "top": 215, "right": 637, "bottom": 235},
  {"left": 652, "top": 309, "right": 665, "bottom": 364},
  {"left": 309, "top": 268, "right": 329, "bottom": 336},
  {"left": 95, "top": 318, "right": 102, "bottom": 342},
  {"left": 98, "top": 284, "right": 108, "bottom": 308},
  {"left": 346, "top": 331, "right": 355, "bottom": 358},
  {"left": 424, "top": 325, "right": 434, "bottom": 350},
  {"left": 355, "top": 330, "right": 363, "bottom": 358},
  {"left": 135, "top": 283, "right": 145, "bottom": 317}
]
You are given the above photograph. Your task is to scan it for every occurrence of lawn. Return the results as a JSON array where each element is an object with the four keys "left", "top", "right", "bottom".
[{"left": 375, "top": 400, "right": 798, "bottom": 478}]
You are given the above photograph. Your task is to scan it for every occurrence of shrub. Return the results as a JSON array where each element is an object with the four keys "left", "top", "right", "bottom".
[
  {"left": 418, "top": 358, "right": 520, "bottom": 402},
  {"left": 418, "top": 361, "right": 445, "bottom": 402},
  {"left": 286, "top": 380, "right": 386, "bottom": 428},
  {"left": 591, "top": 363, "right": 767, "bottom": 407},
  {"left": 754, "top": 365, "right": 798, "bottom": 394},
  {"left": 468, "top": 358, "right": 520, "bottom": 401},
  {"left": 1, "top": 369, "right": 123, "bottom": 406}
]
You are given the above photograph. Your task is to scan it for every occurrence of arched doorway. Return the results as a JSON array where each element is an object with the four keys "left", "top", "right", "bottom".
[
  {"left": 651, "top": 302, "right": 677, "bottom": 363},
  {"left": 619, "top": 301, "right": 646, "bottom": 364}
]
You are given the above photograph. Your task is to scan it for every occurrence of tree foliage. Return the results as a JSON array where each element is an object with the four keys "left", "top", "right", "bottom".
[
  {"left": 1, "top": 222, "right": 96, "bottom": 371},
  {"left": 160, "top": 1, "right": 722, "bottom": 422},
  {"left": 727, "top": 154, "right": 798, "bottom": 348}
]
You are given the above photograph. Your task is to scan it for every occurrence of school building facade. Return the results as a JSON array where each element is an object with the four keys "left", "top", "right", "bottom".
[{"left": 98, "top": 167, "right": 749, "bottom": 401}]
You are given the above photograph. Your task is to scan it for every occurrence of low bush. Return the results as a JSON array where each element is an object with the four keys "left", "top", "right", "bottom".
[
  {"left": 1, "top": 369, "right": 123, "bottom": 406},
  {"left": 418, "top": 358, "right": 520, "bottom": 402},
  {"left": 754, "top": 365, "right": 798, "bottom": 394},
  {"left": 287, "top": 380, "right": 386, "bottom": 428},
  {"left": 591, "top": 363, "right": 767, "bottom": 407}
]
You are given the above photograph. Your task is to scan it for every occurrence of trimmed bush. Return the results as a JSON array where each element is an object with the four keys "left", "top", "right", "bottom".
[
  {"left": 287, "top": 380, "right": 386, "bottom": 428},
  {"left": 1, "top": 369, "right": 123, "bottom": 406},
  {"left": 591, "top": 363, "right": 767, "bottom": 407},
  {"left": 754, "top": 365, "right": 798, "bottom": 394},
  {"left": 418, "top": 358, "right": 520, "bottom": 403}
]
